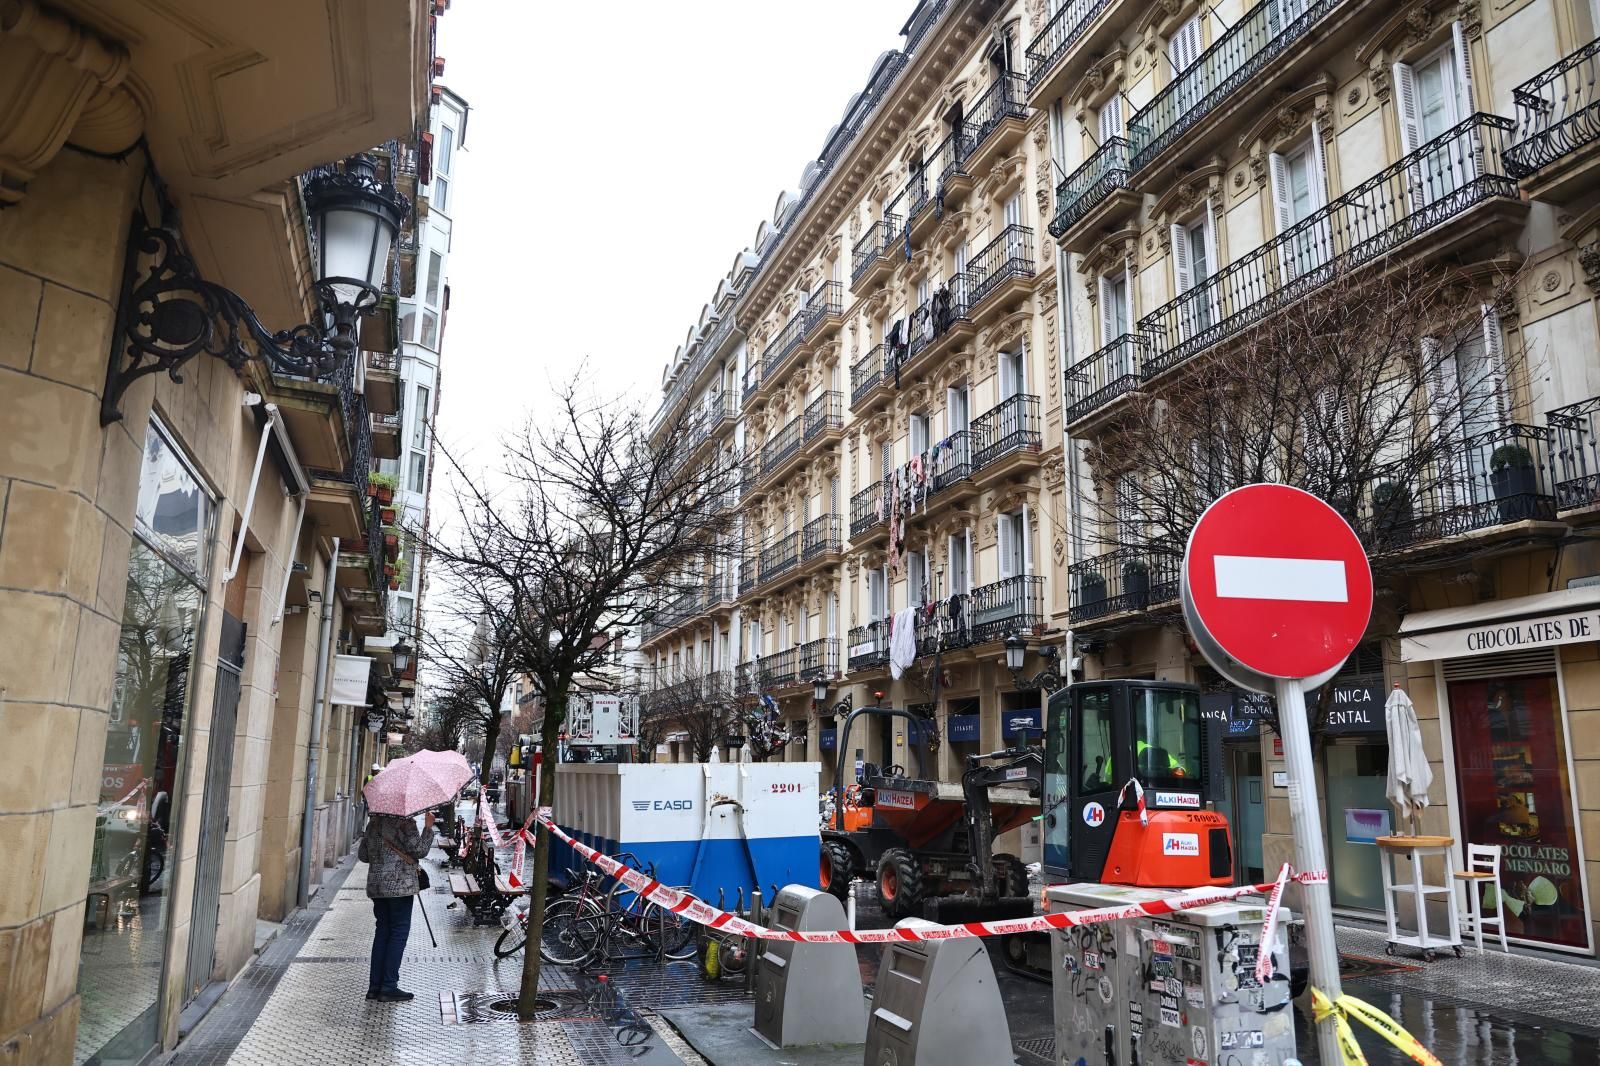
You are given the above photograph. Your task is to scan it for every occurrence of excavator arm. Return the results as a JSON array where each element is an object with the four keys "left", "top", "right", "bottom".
[{"left": 960, "top": 745, "right": 1043, "bottom": 901}]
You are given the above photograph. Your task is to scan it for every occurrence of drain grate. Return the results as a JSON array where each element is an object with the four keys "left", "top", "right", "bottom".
[
  {"left": 439, "top": 990, "right": 587, "bottom": 1024},
  {"left": 1016, "top": 1036, "right": 1055, "bottom": 1061}
]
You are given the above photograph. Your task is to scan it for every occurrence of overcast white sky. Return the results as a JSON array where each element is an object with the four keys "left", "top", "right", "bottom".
[{"left": 431, "top": 2, "right": 908, "bottom": 480}]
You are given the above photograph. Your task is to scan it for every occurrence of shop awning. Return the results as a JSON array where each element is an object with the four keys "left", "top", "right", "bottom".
[
  {"left": 1398, "top": 585, "right": 1600, "bottom": 661},
  {"left": 665, "top": 732, "right": 689, "bottom": 743}
]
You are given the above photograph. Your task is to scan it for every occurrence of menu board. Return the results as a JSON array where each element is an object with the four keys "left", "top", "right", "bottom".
[{"left": 1448, "top": 674, "right": 1588, "bottom": 949}]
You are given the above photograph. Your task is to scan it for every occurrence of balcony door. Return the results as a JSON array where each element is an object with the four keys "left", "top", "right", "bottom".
[
  {"left": 999, "top": 347, "right": 1026, "bottom": 401},
  {"left": 1097, "top": 95, "right": 1123, "bottom": 146},
  {"left": 1424, "top": 307, "right": 1509, "bottom": 511},
  {"left": 1004, "top": 193, "right": 1024, "bottom": 262},
  {"left": 1171, "top": 211, "right": 1218, "bottom": 340},
  {"left": 910, "top": 411, "right": 930, "bottom": 460},
  {"left": 1395, "top": 26, "right": 1475, "bottom": 208},
  {"left": 947, "top": 384, "right": 970, "bottom": 435},
  {"left": 1270, "top": 132, "right": 1329, "bottom": 280}
]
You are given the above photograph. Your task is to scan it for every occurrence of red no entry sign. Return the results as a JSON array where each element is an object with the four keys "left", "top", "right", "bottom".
[{"left": 1183, "top": 484, "right": 1373, "bottom": 683}]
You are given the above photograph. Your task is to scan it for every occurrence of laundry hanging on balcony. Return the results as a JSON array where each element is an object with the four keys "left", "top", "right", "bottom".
[{"left": 889, "top": 606, "right": 918, "bottom": 680}]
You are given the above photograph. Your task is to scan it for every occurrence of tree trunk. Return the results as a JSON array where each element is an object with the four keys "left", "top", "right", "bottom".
[
  {"left": 479, "top": 706, "right": 505, "bottom": 790},
  {"left": 517, "top": 684, "right": 566, "bottom": 1020}
]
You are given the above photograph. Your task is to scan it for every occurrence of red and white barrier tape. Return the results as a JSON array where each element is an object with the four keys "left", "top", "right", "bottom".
[
  {"left": 1116, "top": 777, "right": 1148, "bottom": 826},
  {"left": 479, "top": 795, "right": 507, "bottom": 848},
  {"left": 532, "top": 812, "right": 1325, "bottom": 947}
]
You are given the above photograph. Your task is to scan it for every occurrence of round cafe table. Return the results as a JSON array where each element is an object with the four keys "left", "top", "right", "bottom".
[{"left": 1375, "top": 835, "right": 1463, "bottom": 960}]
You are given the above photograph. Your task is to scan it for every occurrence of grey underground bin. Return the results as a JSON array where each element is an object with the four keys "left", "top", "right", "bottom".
[
  {"left": 752, "top": 885, "right": 868, "bottom": 1048},
  {"left": 863, "top": 917, "right": 1011, "bottom": 1066}
]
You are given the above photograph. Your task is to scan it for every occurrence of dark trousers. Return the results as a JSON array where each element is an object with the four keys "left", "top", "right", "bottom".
[{"left": 369, "top": 895, "right": 414, "bottom": 993}]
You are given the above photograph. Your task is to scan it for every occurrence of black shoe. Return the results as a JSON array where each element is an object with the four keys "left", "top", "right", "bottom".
[
  {"left": 378, "top": 989, "right": 415, "bottom": 1002},
  {"left": 366, "top": 989, "right": 381, "bottom": 1000}
]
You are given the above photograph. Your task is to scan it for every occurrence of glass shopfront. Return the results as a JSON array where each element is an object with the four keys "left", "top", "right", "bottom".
[
  {"left": 77, "top": 422, "right": 211, "bottom": 1066},
  {"left": 1449, "top": 672, "right": 1589, "bottom": 951}
]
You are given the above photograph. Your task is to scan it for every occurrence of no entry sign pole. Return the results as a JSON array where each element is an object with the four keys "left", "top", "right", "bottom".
[{"left": 1182, "top": 484, "right": 1374, "bottom": 1066}]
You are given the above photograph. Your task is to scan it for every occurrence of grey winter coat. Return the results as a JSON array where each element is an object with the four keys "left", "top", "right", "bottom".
[{"left": 358, "top": 814, "right": 435, "bottom": 898}]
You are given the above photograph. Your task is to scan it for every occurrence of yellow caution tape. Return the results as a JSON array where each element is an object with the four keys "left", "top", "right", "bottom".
[{"left": 1311, "top": 987, "right": 1443, "bottom": 1066}]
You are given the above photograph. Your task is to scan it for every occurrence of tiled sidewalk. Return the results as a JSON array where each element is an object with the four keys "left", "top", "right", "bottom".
[{"left": 163, "top": 851, "right": 709, "bottom": 1066}]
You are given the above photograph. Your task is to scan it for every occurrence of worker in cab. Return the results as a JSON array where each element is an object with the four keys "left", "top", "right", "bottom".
[{"left": 1135, "top": 739, "right": 1190, "bottom": 778}]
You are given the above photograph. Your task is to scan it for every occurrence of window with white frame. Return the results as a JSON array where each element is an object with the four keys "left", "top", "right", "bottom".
[
  {"left": 907, "top": 550, "right": 930, "bottom": 605},
  {"left": 1168, "top": 16, "right": 1202, "bottom": 75},
  {"left": 999, "top": 348, "right": 1026, "bottom": 400},
  {"left": 1097, "top": 94, "right": 1123, "bottom": 146},
  {"left": 869, "top": 567, "right": 887, "bottom": 620},
  {"left": 1270, "top": 133, "right": 1330, "bottom": 279},
  {"left": 1170, "top": 210, "right": 1217, "bottom": 339},
  {"left": 1099, "top": 272, "right": 1131, "bottom": 346},
  {"left": 997, "top": 508, "right": 1029, "bottom": 578},
  {"left": 909, "top": 411, "right": 929, "bottom": 458},
  {"left": 1394, "top": 26, "right": 1475, "bottom": 206},
  {"left": 412, "top": 384, "right": 430, "bottom": 449},
  {"left": 947, "top": 382, "right": 970, "bottom": 434},
  {"left": 948, "top": 529, "right": 972, "bottom": 595}
]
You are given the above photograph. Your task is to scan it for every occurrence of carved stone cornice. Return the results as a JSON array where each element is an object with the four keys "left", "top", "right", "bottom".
[
  {"left": 1151, "top": 161, "right": 1226, "bottom": 225},
  {"left": 0, "top": 0, "right": 142, "bottom": 205}
]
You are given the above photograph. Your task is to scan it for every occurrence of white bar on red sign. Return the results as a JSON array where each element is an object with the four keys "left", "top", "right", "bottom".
[{"left": 1213, "top": 555, "right": 1348, "bottom": 602}]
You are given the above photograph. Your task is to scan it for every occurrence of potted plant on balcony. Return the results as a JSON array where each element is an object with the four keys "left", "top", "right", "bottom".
[
  {"left": 368, "top": 471, "right": 398, "bottom": 505},
  {"left": 1078, "top": 570, "right": 1108, "bottom": 610},
  {"left": 1489, "top": 443, "right": 1537, "bottom": 521},
  {"left": 383, "top": 525, "right": 400, "bottom": 558},
  {"left": 389, "top": 553, "right": 407, "bottom": 591},
  {"left": 1370, "top": 480, "right": 1413, "bottom": 543},
  {"left": 379, "top": 505, "right": 397, "bottom": 525},
  {"left": 1122, "top": 557, "right": 1152, "bottom": 609}
]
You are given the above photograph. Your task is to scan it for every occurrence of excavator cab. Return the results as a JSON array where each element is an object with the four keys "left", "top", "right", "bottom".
[{"left": 1041, "top": 679, "right": 1230, "bottom": 887}]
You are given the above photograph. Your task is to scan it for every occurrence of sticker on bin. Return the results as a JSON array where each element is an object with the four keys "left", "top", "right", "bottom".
[
  {"left": 1155, "top": 791, "right": 1201, "bottom": 808},
  {"left": 1162, "top": 833, "right": 1201, "bottom": 856}
]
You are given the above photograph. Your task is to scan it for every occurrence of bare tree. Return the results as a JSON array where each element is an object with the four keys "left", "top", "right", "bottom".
[
  {"left": 425, "top": 376, "right": 735, "bottom": 1018},
  {"left": 638, "top": 662, "right": 747, "bottom": 762},
  {"left": 416, "top": 574, "right": 524, "bottom": 786},
  {"left": 1075, "top": 257, "right": 1528, "bottom": 729}
]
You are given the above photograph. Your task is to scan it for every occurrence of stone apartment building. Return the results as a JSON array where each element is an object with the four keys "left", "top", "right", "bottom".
[
  {"left": 0, "top": 1, "right": 454, "bottom": 1062},
  {"left": 641, "top": 0, "right": 1600, "bottom": 959}
]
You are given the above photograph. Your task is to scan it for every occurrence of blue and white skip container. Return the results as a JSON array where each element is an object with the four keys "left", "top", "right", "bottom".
[{"left": 550, "top": 762, "right": 821, "bottom": 901}]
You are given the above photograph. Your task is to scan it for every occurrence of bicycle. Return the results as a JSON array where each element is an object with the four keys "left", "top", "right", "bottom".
[
  {"left": 495, "top": 864, "right": 606, "bottom": 962},
  {"left": 494, "top": 852, "right": 697, "bottom": 966}
]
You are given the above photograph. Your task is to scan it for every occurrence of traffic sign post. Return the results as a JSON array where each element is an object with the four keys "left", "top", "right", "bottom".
[{"left": 1181, "top": 485, "right": 1374, "bottom": 1066}]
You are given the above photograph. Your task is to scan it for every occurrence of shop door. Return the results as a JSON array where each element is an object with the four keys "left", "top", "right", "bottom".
[
  {"left": 184, "top": 610, "right": 245, "bottom": 1003},
  {"left": 1448, "top": 670, "right": 1589, "bottom": 951},
  {"left": 1228, "top": 747, "right": 1265, "bottom": 884},
  {"left": 1323, "top": 740, "right": 1391, "bottom": 911}
]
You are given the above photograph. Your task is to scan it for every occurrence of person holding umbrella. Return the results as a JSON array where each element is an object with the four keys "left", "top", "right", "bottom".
[{"left": 359, "top": 749, "right": 470, "bottom": 1002}]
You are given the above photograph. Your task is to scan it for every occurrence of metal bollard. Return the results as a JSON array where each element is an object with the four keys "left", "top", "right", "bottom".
[
  {"left": 846, "top": 879, "right": 858, "bottom": 931},
  {"left": 752, "top": 886, "right": 764, "bottom": 927},
  {"left": 735, "top": 887, "right": 744, "bottom": 916}
]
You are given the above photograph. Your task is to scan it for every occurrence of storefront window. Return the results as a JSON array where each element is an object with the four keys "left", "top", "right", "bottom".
[
  {"left": 77, "top": 424, "right": 210, "bottom": 1066},
  {"left": 1323, "top": 741, "right": 1391, "bottom": 911},
  {"left": 1450, "top": 673, "right": 1589, "bottom": 950}
]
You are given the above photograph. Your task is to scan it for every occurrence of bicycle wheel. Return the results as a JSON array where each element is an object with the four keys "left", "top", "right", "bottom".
[
  {"left": 643, "top": 900, "right": 698, "bottom": 960},
  {"left": 539, "top": 897, "right": 605, "bottom": 966},
  {"left": 493, "top": 923, "right": 525, "bottom": 959}
]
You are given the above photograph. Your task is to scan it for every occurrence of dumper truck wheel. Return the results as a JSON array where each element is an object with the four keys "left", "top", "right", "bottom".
[
  {"left": 877, "top": 848, "right": 924, "bottom": 920},
  {"left": 992, "top": 853, "right": 1029, "bottom": 898},
  {"left": 820, "top": 840, "right": 854, "bottom": 900}
]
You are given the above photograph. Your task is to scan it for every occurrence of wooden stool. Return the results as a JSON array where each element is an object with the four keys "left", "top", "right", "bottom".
[{"left": 1453, "top": 842, "right": 1508, "bottom": 954}]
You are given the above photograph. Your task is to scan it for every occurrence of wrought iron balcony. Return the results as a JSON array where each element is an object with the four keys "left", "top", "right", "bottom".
[
  {"left": 803, "top": 391, "right": 843, "bottom": 444},
  {"left": 972, "top": 394, "right": 1042, "bottom": 470},
  {"left": 1026, "top": 0, "right": 1116, "bottom": 90},
  {"left": 915, "top": 596, "right": 970, "bottom": 656},
  {"left": 1505, "top": 36, "right": 1600, "bottom": 179},
  {"left": 851, "top": 481, "right": 884, "bottom": 537},
  {"left": 760, "top": 415, "right": 803, "bottom": 479},
  {"left": 802, "top": 281, "right": 843, "bottom": 338},
  {"left": 1069, "top": 548, "right": 1180, "bottom": 623},
  {"left": 802, "top": 515, "right": 842, "bottom": 561},
  {"left": 739, "top": 458, "right": 761, "bottom": 503},
  {"left": 762, "top": 309, "right": 808, "bottom": 380},
  {"left": 759, "top": 531, "right": 800, "bottom": 584},
  {"left": 797, "top": 637, "right": 840, "bottom": 681},
  {"left": 968, "top": 224, "right": 1035, "bottom": 309},
  {"left": 968, "top": 575, "right": 1045, "bottom": 644},
  {"left": 737, "top": 551, "right": 758, "bottom": 596},
  {"left": 891, "top": 271, "right": 975, "bottom": 377},
  {"left": 641, "top": 670, "right": 736, "bottom": 721},
  {"left": 931, "top": 126, "right": 976, "bottom": 195},
  {"left": 755, "top": 648, "right": 799, "bottom": 690},
  {"left": 851, "top": 343, "right": 885, "bottom": 407},
  {"left": 929, "top": 430, "right": 974, "bottom": 493},
  {"left": 852, "top": 216, "right": 904, "bottom": 288},
  {"left": 1064, "top": 334, "right": 1147, "bottom": 425},
  {"left": 848, "top": 621, "right": 890, "bottom": 671},
  {"left": 686, "top": 392, "right": 738, "bottom": 453},
  {"left": 1126, "top": 0, "right": 1345, "bottom": 173},
  {"left": 1356, "top": 424, "right": 1558, "bottom": 551},
  {"left": 1548, "top": 396, "right": 1600, "bottom": 511},
  {"left": 742, "top": 360, "right": 764, "bottom": 402},
  {"left": 1140, "top": 114, "right": 1518, "bottom": 380},
  {"left": 642, "top": 586, "right": 707, "bottom": 644},
  {"left": 1049, "top": 136, "right": 1130, "bottom": 240},
  {"left": 303, "top": 358, "right": 372, "bottom": 505},
  {"left": 967, "top": 72, "right": 1028, "bottom": 155}
]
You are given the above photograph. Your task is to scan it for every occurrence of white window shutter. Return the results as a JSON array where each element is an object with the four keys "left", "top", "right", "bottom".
[
  {"left": 1022, "top": 504, "right": 1034, "bottom": 575},
  {"left": 1269, "top": 152, "right": 1295, "bottom": 276},
  {"left": 1098, "top": 95, "right": 1122, "bottom": 144},
  {"left": 998, "top": 513, "right": 1015, "bottom": 578},
  {"left": 1000, "top": 349, "right": 1017, "bottom": 399},
  {"left": 1480, "top": 303, "right": 1510, "bottom": 426},
  {"left": 1170, "top": 223, "right": 1192, "bottom": 293},
  {"left": 1394, "top": 63, "right": 1422, "bottom": 155},
  {"left": 1099, "top": 275, "right": 1118, "bottom": 343},
  {"left": 1123, "top": 258, "right": 1136, "bottom": 332},
  {"left": 1309, "top": 123, "right": 1330, "bottom": 208},
  {"left": 1451, "top": 21, "right": 1475, "bottom": 121},
  {"left": 1421, "top": 336, "right": 1458, "bottom": 434},
  {"left": 965, "top": 528, "right": 974, "bottom": 593}
]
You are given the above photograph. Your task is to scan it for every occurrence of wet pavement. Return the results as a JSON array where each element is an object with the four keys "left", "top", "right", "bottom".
[{"left": 161, "top": 814, "right": 1600, "bottom": 1066}]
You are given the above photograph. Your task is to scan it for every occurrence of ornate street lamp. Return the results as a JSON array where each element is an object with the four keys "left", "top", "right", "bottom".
[
  {"left": 1006, "top": 632, "right": 1065, "bottom": 693},
  {"left": 102, "top": 154, "right": 409, "bottom": 424},
  {"left": 811, "top": 673, "right": 830, "bottom": 708},
  {"left": 391, "top": 639, "right": 413, "bottom": 674}
]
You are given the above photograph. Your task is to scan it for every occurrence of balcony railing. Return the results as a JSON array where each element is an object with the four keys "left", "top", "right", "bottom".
[
  {"left": 1049, "top": 136, "right": 1130, "bottom": 238},
  {"left": 848, "top": 621, "right": 890, "bottom": 671},
  {"left": 972, "top": 394, "right": 1042, "bottom": 469},
  {"left": 759, "top": 531, "right": 800, "bottom": 584},
  {"left": 642, "top": 586, "right": 706, "bottom": 643},
  {"left": 931, "top": 126, "right": 976, "bottom": 193},
  {"left": 1357, "top": 423, "right": 1558, "bottom": 550},
  {"left": 762, "top": 309, "right": 808, "bottom": 380},
  {"left": 801, "top": 515, "right": 841, "bottom": 561},
  {"left": 1069, "top": 548, "right": 1181, "bottom": 623},
  {"left": 797, "top": 637, "right": 840, "bottom": 681},
  {"left": 1127, "top": 0, "right": 1345, "bottom": 172},
  {"left": 1064, "top": 334, "right": 1147, "bottom": 424},
  {"left": 851, "top": 481, "right": 884, "bottom": 536},
  {"left": 969, "top": 575, "right": 1045, "bottom": 644},
  {"left": 706, "top": 569, "right": 738, "bottom": 609},
  {"left": 303, "top": 358, "right": 371, "bottom": 506},
  {"left": 755, "top": 648, "right": 799, "bottom": 690},
  {"left": 892, "top": 271, "right": 974, "bottom": 373},
  {"left": 760, "top": 415, "right": 803, "bottom": 478},
  {"left": 737, "top": 552, "right": 758, "bottom": 596},
  {"left": 1548, "top": 396, "right": 1600, "bottom": 510},
  {"left": 1505, "top": 36, "right": 1600, "bottom": 178},
  {"left": 968, "top": 224, "right": 1035, "bottom": 307},
  {"left": 802, "top": 281, "right": 843, "bottom": 335},
  {"left": 742, "top": 360, "right": 764, "bottom": 402},
  {"left": 929, "top": 430, "right": 973, "bottom": 492},
  {"left": 641, "top": 669, "right": 736, "bottom": 720},
  {"left": 967, "top": 72, "right": 1028, "bottom": 149},
  {"left": 852, "top": 216, "right": 903, "bottom": 285},
  {"left": 803, "top": 391, "right": 843, "bottom": 442},
  {"left": 1025, "top": 0, "right": 1116, "bottom": 88},
  {"left": 1140, "top": 114, "right": 1518, "bottom": 379},
  {"left": 851, "top": 343, "right": 885, "bottom": 406}
]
